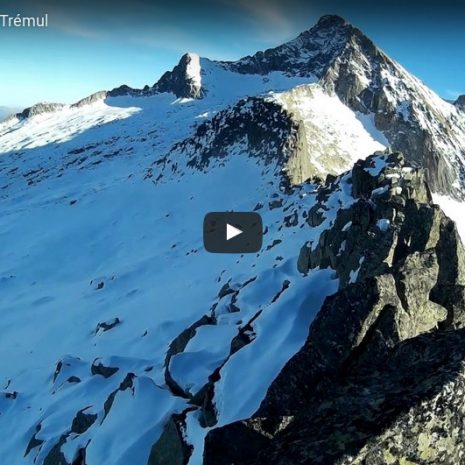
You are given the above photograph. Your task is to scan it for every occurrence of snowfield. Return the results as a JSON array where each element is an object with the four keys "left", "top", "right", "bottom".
[
  {"left": 0, "top": 88, "right": 356, "bottom": 465},
  {"left": 272, "top": 84, "right": 388, "bottom": 176},
  {"left": 1, "top": 15, "right": 465, "bottom": 465}
]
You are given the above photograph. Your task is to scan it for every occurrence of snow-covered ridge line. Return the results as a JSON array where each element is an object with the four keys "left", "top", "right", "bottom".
[
  {"left": 7, "top": 91, "right": 109, "bottom": 122},
  {"left": 4, "top": 13, "right": 464, "bottom": 200}
]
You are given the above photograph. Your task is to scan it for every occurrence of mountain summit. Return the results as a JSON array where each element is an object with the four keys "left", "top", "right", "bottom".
[
  {"left": 225, "top": 14, "right": 360, "bottom": 77},
  {"left": 11, "top": 15, "right": 465, "bottom": 198},
  {"left": 153, "top": 14, "right": 465, "bottom": 198},
  {"left": 153, "top": 52, "right": 203, "bottom": 99}
]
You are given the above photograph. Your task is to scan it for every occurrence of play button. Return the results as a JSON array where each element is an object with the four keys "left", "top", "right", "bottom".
[
  {"left": 226, "top": 223, "right": 243, "bottom": 241},
  {"left": 203, "top": 212, "right": 263, "bottom": 254}
]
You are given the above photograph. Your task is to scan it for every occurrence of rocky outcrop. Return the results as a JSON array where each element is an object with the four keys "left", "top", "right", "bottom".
[
  {"left": 251, "top": 327, "right": 465, "bottom": 465},
  {"left": 15, "top": 102, "right": 65, "bottom": 120},
  {"left": 455, "top": 94, "right": 465, "bottom": 111},
  {"left": 172, "top": 97, "right": 299, "bottom": 179},
  {"left": 153, "top": 53, "right": 203, "bottom": 99},
  {"left": 318, "top": 27, "right": 464, "bottom": 198},
  {"left": 71, "top": 91, "right": 108, "bottom": 108},
  {"left": 105, "top": 53, "right": 204, "bottom": 100},
  {"left": 222, "top": 15, "right": 465, "bottom": 198},
  {"left": 226, "top": 15, "right": 355, "bottom": 77},
  {"left": 203, "top": 152, "right": 465, "bottom": 465},
  {"left": 147, "top": 411, "right": 194, "bottom": 465}
]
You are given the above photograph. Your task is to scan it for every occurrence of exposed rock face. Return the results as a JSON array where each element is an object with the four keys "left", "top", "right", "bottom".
[
  {"left": 153, "top": 53, "right": 203, "bottom": 99},
  {"left": 215, "top": 14, "right": 465, "bottom": 198},
  {"left": 71, "top": 91, "right": 108, "bottom": 108},
  {"left": 455, "top": 95, "right": 465, "bottom": 111},
  {"left": 203, "top": 152, "right": 465, "bottom": 465},
  {"left": 71, "top": 408, "right": 97, "bottom": 435},
  {"left": 226, "top": 15, "right": 353, "bottom": 77},
  {"left": 107, "top": 84, "right": 141, "bottom": 97},
  {"left": 320, "top": 40, "right": 465, "bottom": 198},
  {"left": 252, "top": 328, "right": 465, "bottom": 465},
  {"left": 147, "top": 412, "right": 193, "bottom": 465},
  {"left": 172, "top": 97, "right": 302, "bottom": 181},
  {"left": 15, "top": 102, "right": 65, "bottom": 120}
]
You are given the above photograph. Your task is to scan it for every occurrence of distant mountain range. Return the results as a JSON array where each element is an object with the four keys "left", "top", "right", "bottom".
[
  {"left": 10, "top": 15, "right": 465, "bottom": 200},
  {"left": 0, "top": 106, "right": 19, "bottom": 121},
  {"left": 0, "top": 14, "right": 464, "bottom": 465}
]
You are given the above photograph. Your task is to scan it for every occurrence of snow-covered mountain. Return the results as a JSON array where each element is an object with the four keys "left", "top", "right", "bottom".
[{"left": 0, "top": 15, "right": 464, "bottom": 465}]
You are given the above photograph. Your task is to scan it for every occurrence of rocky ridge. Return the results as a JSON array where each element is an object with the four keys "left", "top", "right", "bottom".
[
  {"left": 455, "top": 95, "right": 465, "bottom": 111},
  {"left": 7, "top": 15, "right": 465, "bottom": 199},
  {"left": 203, "top": 152, "right": 465, "bottom": 465},
  {"left": 218, "top": 14, "right": 465, "bottom": 197},
  {"left": 153, "top": 14, "right": 465, "bottom": 198},
  {"left": 1, "top": 15, "right": 465, "bottom": 465}
]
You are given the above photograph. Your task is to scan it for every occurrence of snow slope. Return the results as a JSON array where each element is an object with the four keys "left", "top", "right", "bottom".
[
  {"left": 0, "top": 87, "right": 365, "bottom": 465},
  {"left": 272, "top": 84, "right": 388, "bottom": 177},
  {"left": 1, "top": 14, "right": 464, "bottom": 465}
]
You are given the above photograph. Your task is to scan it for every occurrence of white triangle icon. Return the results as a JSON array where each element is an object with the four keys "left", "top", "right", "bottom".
[{"left": 226, "top": 223, "right": 243, "bottom": 241}]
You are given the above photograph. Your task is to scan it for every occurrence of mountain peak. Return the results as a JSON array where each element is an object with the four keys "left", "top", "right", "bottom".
[
  {"left": 315, "top": 14, "right": 349, "bottom": 28},
  {"left": 293, "top": 14, "right": 359, "bottom": 45},
  {"left": 221, "top": 14, "right": 368, "bottom": 79},
  {"left": 153, "top": 52, "right": 203, "bottom": 99}
]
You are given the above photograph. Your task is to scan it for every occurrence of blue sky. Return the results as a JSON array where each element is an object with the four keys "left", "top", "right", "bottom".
[{"left": 1, "top": 0, "right": 464, "bottom": 108}]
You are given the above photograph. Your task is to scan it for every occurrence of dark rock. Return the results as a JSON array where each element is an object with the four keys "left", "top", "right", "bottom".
[
  {"left": 284, "top": 210, "right": 298, "bottom": 227},
  {"left": 176, "top": 97, "right": 297, "bottom": 173},
  {"left": 164, "top": 314, "right": 214, "bottom": 398},
  {"left": 454, "top": 94, "right": 465, "bottom": 111},
  {"left": 95, "top": 317, "right": 121, "bottom": 333},
  {"left": 204, "top": 419, "right": 272, "bottom": 465},
  {"left": 107, "top": 84, "right": 139, "bottom": 97},
  {"left": 91, "top": 360, "right": 119, "bottom": 378},
  {"left": 227, "top": 15, "right": 354, "bottom": 78},
  {"left": 217, "top": 283, "right": 235, "bottom": 299},
  {"left": 16, "top": 102, "right": 65, "bottom": 120},
  {"left": 268, "top": 199, "right": 283, "bottom": 210},
  {"left": 147, "top": 412, "right": 194, "bottom": 465},
  {"left": 307, "top": 203, "right": 326, "bottom": 227},
  {"left": 266, "top": 239, "right": 282, "bottom": 250},
  {"left": 103, "top": 373, "right": 135, "bottom": 419},
  {"left": 71, "top": 408, "right": 97, "bottom": 435},
  {"left": 43, "top": 435, "right": 69, "bottom": 465},
  {"left": 203, "top": 153, "right": 465, "bottom": 465},
  {"left": 153, "top": 53, "right": 202, "bottom": 99},
  {"left": 71, "top": 447, "right": 87, "bottom": 465},
  {"left": 24, "top": 424, "right": 43, "bottom": 456},
  {"left": 190, "top": 381, "right": 218, "bottom": 428},
  {"left": 4, "top": 390, "right": 18, "bottom": 399},
  {"left": 230, "top": 327, "right": 255, "bottom": 355},
  {"left": 251, "top": 328, "right": 465, "bottom": 465}
]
